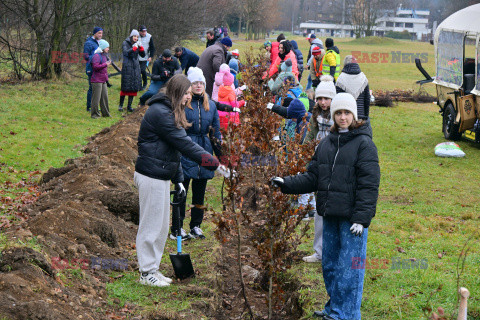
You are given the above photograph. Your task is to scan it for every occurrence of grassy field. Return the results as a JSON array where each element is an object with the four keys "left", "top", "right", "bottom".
[{"left": 1, "top": 36, "right": 479, "bottom": 319}]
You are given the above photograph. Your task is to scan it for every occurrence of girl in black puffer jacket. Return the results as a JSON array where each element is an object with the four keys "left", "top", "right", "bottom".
[
  {"left": 271, "top": 93, "right": 380, "bottom": 320},
  {"left": 134, "top": 74, "right": 219, "bottom": 288}
]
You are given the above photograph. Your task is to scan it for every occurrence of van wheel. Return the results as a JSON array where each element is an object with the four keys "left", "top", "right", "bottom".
[{"left": 443, "top": 103, "right": 461, "bottom": 140}]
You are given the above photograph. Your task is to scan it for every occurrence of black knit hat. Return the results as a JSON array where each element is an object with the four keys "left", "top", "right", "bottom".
[
  {"left": 326, "top": 38, "right": 334, "bottom": 47},
  {"left": 162, "top": 49, "right": 172, "bottom": 58},
  {"left": 138, "top": 25, "right": 147, "bottom": 31}
]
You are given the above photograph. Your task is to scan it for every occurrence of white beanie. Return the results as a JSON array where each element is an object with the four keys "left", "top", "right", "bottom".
[
  {"left": 187, "top": 67, "right": 206, "bottom": 85},
  {"left": 315, "top": 75, "right": 336, "bottom": 99},
  {"left": 330, "top": 92, "right": 358, "bottom": 120}
]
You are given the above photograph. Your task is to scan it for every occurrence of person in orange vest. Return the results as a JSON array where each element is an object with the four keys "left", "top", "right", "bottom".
[{"left": 310, "top": 46, "right": 325, "bottom": 88}]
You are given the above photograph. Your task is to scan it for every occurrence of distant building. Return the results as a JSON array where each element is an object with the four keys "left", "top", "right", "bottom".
[{"left": 300, "top": 7, "right": 432, "bottom": 41}]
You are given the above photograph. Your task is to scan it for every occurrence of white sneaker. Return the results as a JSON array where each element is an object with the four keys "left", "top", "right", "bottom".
[
  {"left": 169, "top": 228, "right": 191, "bottom": 240},
  {"left": 140, "top": 272, "right": 170, "bottom": 287},
  {"left": 155, "top": 271, "right": 173, "bottom": 284},
  {"left": 303, "top": 254, "right": 322, "bottom": 263},
  {"left": 189, "top": 226, "right": 205, "bottom": 239}
]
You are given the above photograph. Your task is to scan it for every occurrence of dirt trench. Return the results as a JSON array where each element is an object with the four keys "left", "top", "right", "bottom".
[{"left": 0, "top": 106, "right": 307, "bottom": 320}]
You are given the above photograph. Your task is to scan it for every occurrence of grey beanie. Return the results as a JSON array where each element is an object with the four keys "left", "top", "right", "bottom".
[{"left": 130, "top": 29, "right": 140, "bottom": 37}]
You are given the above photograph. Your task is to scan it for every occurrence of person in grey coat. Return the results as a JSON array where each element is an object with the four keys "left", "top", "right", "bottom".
[{"left": 197, "top": 37, "right": 232, "bottom": 97}]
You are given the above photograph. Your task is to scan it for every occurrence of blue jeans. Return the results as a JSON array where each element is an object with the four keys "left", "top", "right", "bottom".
[
  {"left": 139, "top": 81, "right": 164, "bottom": 105},
  {"left": 306, "top": 74, "right": 312, "bottom": 90},
  {"left": 87, "top": 72, "right": 92, "bottom": 110},
  {"left": 322, "top": 217, "right": 368, "bottom": 320}
]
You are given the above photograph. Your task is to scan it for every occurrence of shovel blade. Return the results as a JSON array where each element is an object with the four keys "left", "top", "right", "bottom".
[{"left": 169, "top": 253, "right": 195, "bottom": 280}]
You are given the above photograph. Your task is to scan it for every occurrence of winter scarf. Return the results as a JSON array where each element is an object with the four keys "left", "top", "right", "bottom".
[{"left": 336, "top": 63, "right": 368, "bottom": 99}]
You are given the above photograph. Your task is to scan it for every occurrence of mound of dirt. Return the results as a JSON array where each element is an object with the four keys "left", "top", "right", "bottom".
[{"left": 1, "top": 108, "right": 147, "bottom": 320}]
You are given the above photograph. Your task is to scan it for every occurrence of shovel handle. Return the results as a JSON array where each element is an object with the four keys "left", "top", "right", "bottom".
[{"left": 177, "top": 235, "right": 182, "bottom": 254}]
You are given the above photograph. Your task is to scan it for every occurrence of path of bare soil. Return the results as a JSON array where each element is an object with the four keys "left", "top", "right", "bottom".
[{"left": 0, "top": 106, "right": 306, "bottom": 320}]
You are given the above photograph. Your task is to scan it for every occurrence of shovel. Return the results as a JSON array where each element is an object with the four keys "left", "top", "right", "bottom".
[{"left": 169, "top": 190, "right": 195, "bottom": 280}]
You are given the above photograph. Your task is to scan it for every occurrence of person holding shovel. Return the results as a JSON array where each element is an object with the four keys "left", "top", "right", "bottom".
[
  {"left": 134, "top": 74, "right": 219, "bottom": 287},
  {"left": 271, "top": 93, "right": 380, "bottom": 320}
]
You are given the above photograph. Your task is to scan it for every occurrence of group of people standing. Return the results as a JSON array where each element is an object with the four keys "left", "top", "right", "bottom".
[
  {"left": 84, "top": 25, "right": 380, "bottom": 319},
  {"left": 263, "top": 33, "right": 379, "bottom": 320}
]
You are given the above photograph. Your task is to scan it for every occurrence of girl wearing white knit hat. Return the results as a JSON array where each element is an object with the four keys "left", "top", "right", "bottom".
[
  {"left": 271, "top": 92, "right": 380, "bottom": 319},
  {"left": 299, "top": 75, "right": 336, "bottom": 263}
]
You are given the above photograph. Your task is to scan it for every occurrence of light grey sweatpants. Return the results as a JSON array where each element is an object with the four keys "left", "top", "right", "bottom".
[
  {"left": 134, "top": 172, "right": 170, "bottom": 274},
  {"left": 313, "top": 213, "right": 323, "bottom": 259}
]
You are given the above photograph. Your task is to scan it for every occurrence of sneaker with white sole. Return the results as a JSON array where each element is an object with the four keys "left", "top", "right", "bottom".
[
  {"left": 303, "top": 254, "right": 322, "bottom": 263},
  {"left": 154, "top": 271, "right": 173, "bottom": 284},
  {"left": 169, "top": 228, "right": 191, "bottom": 240},
  {"left": 140, "top": 272, "right": 170, "bottom": 287},
  {"left": 189, "top": 226, "right": 205, "bottom": 239}
]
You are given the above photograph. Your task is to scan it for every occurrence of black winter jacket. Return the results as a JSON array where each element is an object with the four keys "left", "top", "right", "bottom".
[
  {"left": 290, "top": 40, "right": 304, "bottom": 75},
  {"left": 135, "top": 93, "right": 219, "bottom": 183},
  {"left": 280, "top": 123, "right": 380, "bottom": 227},
  {"left": 121, "top": 37, "right": 145, "bottom": 92},
  {"left": 151, "top": 56, "right": 181, "bottom": 82},
  {"left": 336, "top": 63, "right": 370, "bottom": 119}
]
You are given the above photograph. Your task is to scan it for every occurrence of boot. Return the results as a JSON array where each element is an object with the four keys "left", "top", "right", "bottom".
[
  {"left": 118, "top": 95, "right": 125, "bottom": 112},
  {"left": 127, "top": 96, "right": 134, "bottom": 112}
]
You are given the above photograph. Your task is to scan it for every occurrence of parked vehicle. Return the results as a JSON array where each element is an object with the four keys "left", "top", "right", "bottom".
[{"left": 416, "top": 4, "right": 480, "bottom": 142}]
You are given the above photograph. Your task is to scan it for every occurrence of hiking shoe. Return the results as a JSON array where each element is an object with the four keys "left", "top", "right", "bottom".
[
  {"left": 140, "top": 272, "right": 170, "bottom": 287},
  {"left": 308, "top": 210, "right": 316, "bottom": 218},
  {"left": 302, "top": 213, "right": 311, "bottom": 221},
  {"left": 154, "top": 271, "right": 173, "bottom": 284},
  {"left": 189, "top": 226, "right": 205, "bottom": 239},
  {"left": 303, "top": 254, "right": 322, "bottom": 263},
  {"left": 169, "top": 228, "right": 191, "bottom": 240},
  {"left": 118, "top": 106, "right": 123, "bottom": 112},
  {"left": 127, "top": 106, "right": 134, "bottom": 112}
]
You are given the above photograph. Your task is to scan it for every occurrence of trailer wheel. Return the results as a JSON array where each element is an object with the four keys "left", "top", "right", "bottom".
[{"left": 443, "top": 103, "right": 462, "bottom": 140}]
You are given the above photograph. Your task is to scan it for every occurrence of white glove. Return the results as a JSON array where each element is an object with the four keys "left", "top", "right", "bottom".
[
  {"left": 239, "top": 85, "right": 247, "bottom": 91},
  {"left": 266, "top": 103, "right": 274, "bottom": 110},
  {"left": 175, "top": 183, "right": 186, "bottom": 198},
  {"left": 271, "top": 177, "right": 284, "bottom": 187},
  {"left": 272, "top": 135, "right": 280, "bottom": 141},
  {"left": 217, "top": 164, "right": 231, "bottom": 178},
  {"left": 133, "top": 42, "right": 139, "bottom": 48},
  {"left": 233, "top": 107, "right": 241, "bottom": 113},
  {"left": 350, "top": 223, "right": 364, "bottom": 237}
]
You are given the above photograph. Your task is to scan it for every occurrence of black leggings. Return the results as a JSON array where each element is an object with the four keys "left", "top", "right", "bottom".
[
  {"left": 119, "top": 95, "right": 134, "bottom": 107},
  {"left": 171, "top": 178, "right": 208, "bottom": 233}
]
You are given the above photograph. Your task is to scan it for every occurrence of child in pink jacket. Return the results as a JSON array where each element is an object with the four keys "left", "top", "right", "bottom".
[{"left": 218, "top": 73, "right": 245, "bottom": 129}]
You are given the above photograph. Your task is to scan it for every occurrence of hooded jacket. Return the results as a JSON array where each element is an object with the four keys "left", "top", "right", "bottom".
[
  {"left": 269, "top": 51, "right": 298, "bottom": 78},
  {"left": 90, "top": 52, "right": 109, "bottom": 83},
  {"left": 270, "top": 42, "right": 280, "bottom": 65},
  {"left": 336, "top": 63, "right": 370, "bottom": 120},
  {"left": 121, "top": 37, "right": 145, "bottom": 92},
  {"left": 290, "top": 40, "right": 304, "bottom": 75},
  {"left": 135, "top": 93, "right": 219, "bottom": 183},
  {"left": 181, "top": 94, "right": 221, "bottom": 180},
  {"left": 280, "top": 123, "right": 380, "bottom": 228}
]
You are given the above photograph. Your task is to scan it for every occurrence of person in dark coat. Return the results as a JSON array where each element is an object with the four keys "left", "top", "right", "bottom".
[
  {"left": 135, "top": 74, "right": 219, "bottom": 288},
  {"left": 83, "top": 26, "right": 103, "bottom": 112},
  {"left": 197, "top": 37, "right": 232, "bottom": 97},
  {"left": 174, "top": 46, "right": 199, "bottom": 75},
  {"left": 139, "top": 49, "right": 181, "bottom": 106},
  {"left": 206, "top": 29, "right": 220, "bottom": 48},
  {"left": 290, "top": 40, "right": 304, "bottom": 82},
  {"left": 169, "top": 67, "right": 222, "bottom": 240},
  {"left": 119, "top": 29, "right": 145, "bottom": 112},
  {"left": 336, "top": 55, "right": 370, "bottom": 120},
  {"left": 271, "top": 93, "right": 380, "bottom": 320}
]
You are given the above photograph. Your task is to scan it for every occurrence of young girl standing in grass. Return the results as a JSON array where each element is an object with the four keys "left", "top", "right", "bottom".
[{"left": 271, "top": 93, "right": 380, "bottom": 320}]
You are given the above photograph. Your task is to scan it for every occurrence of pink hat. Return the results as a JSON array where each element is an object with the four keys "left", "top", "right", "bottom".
[{"left": 223, "top": 72, "right": 234, "bottom": 86}]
